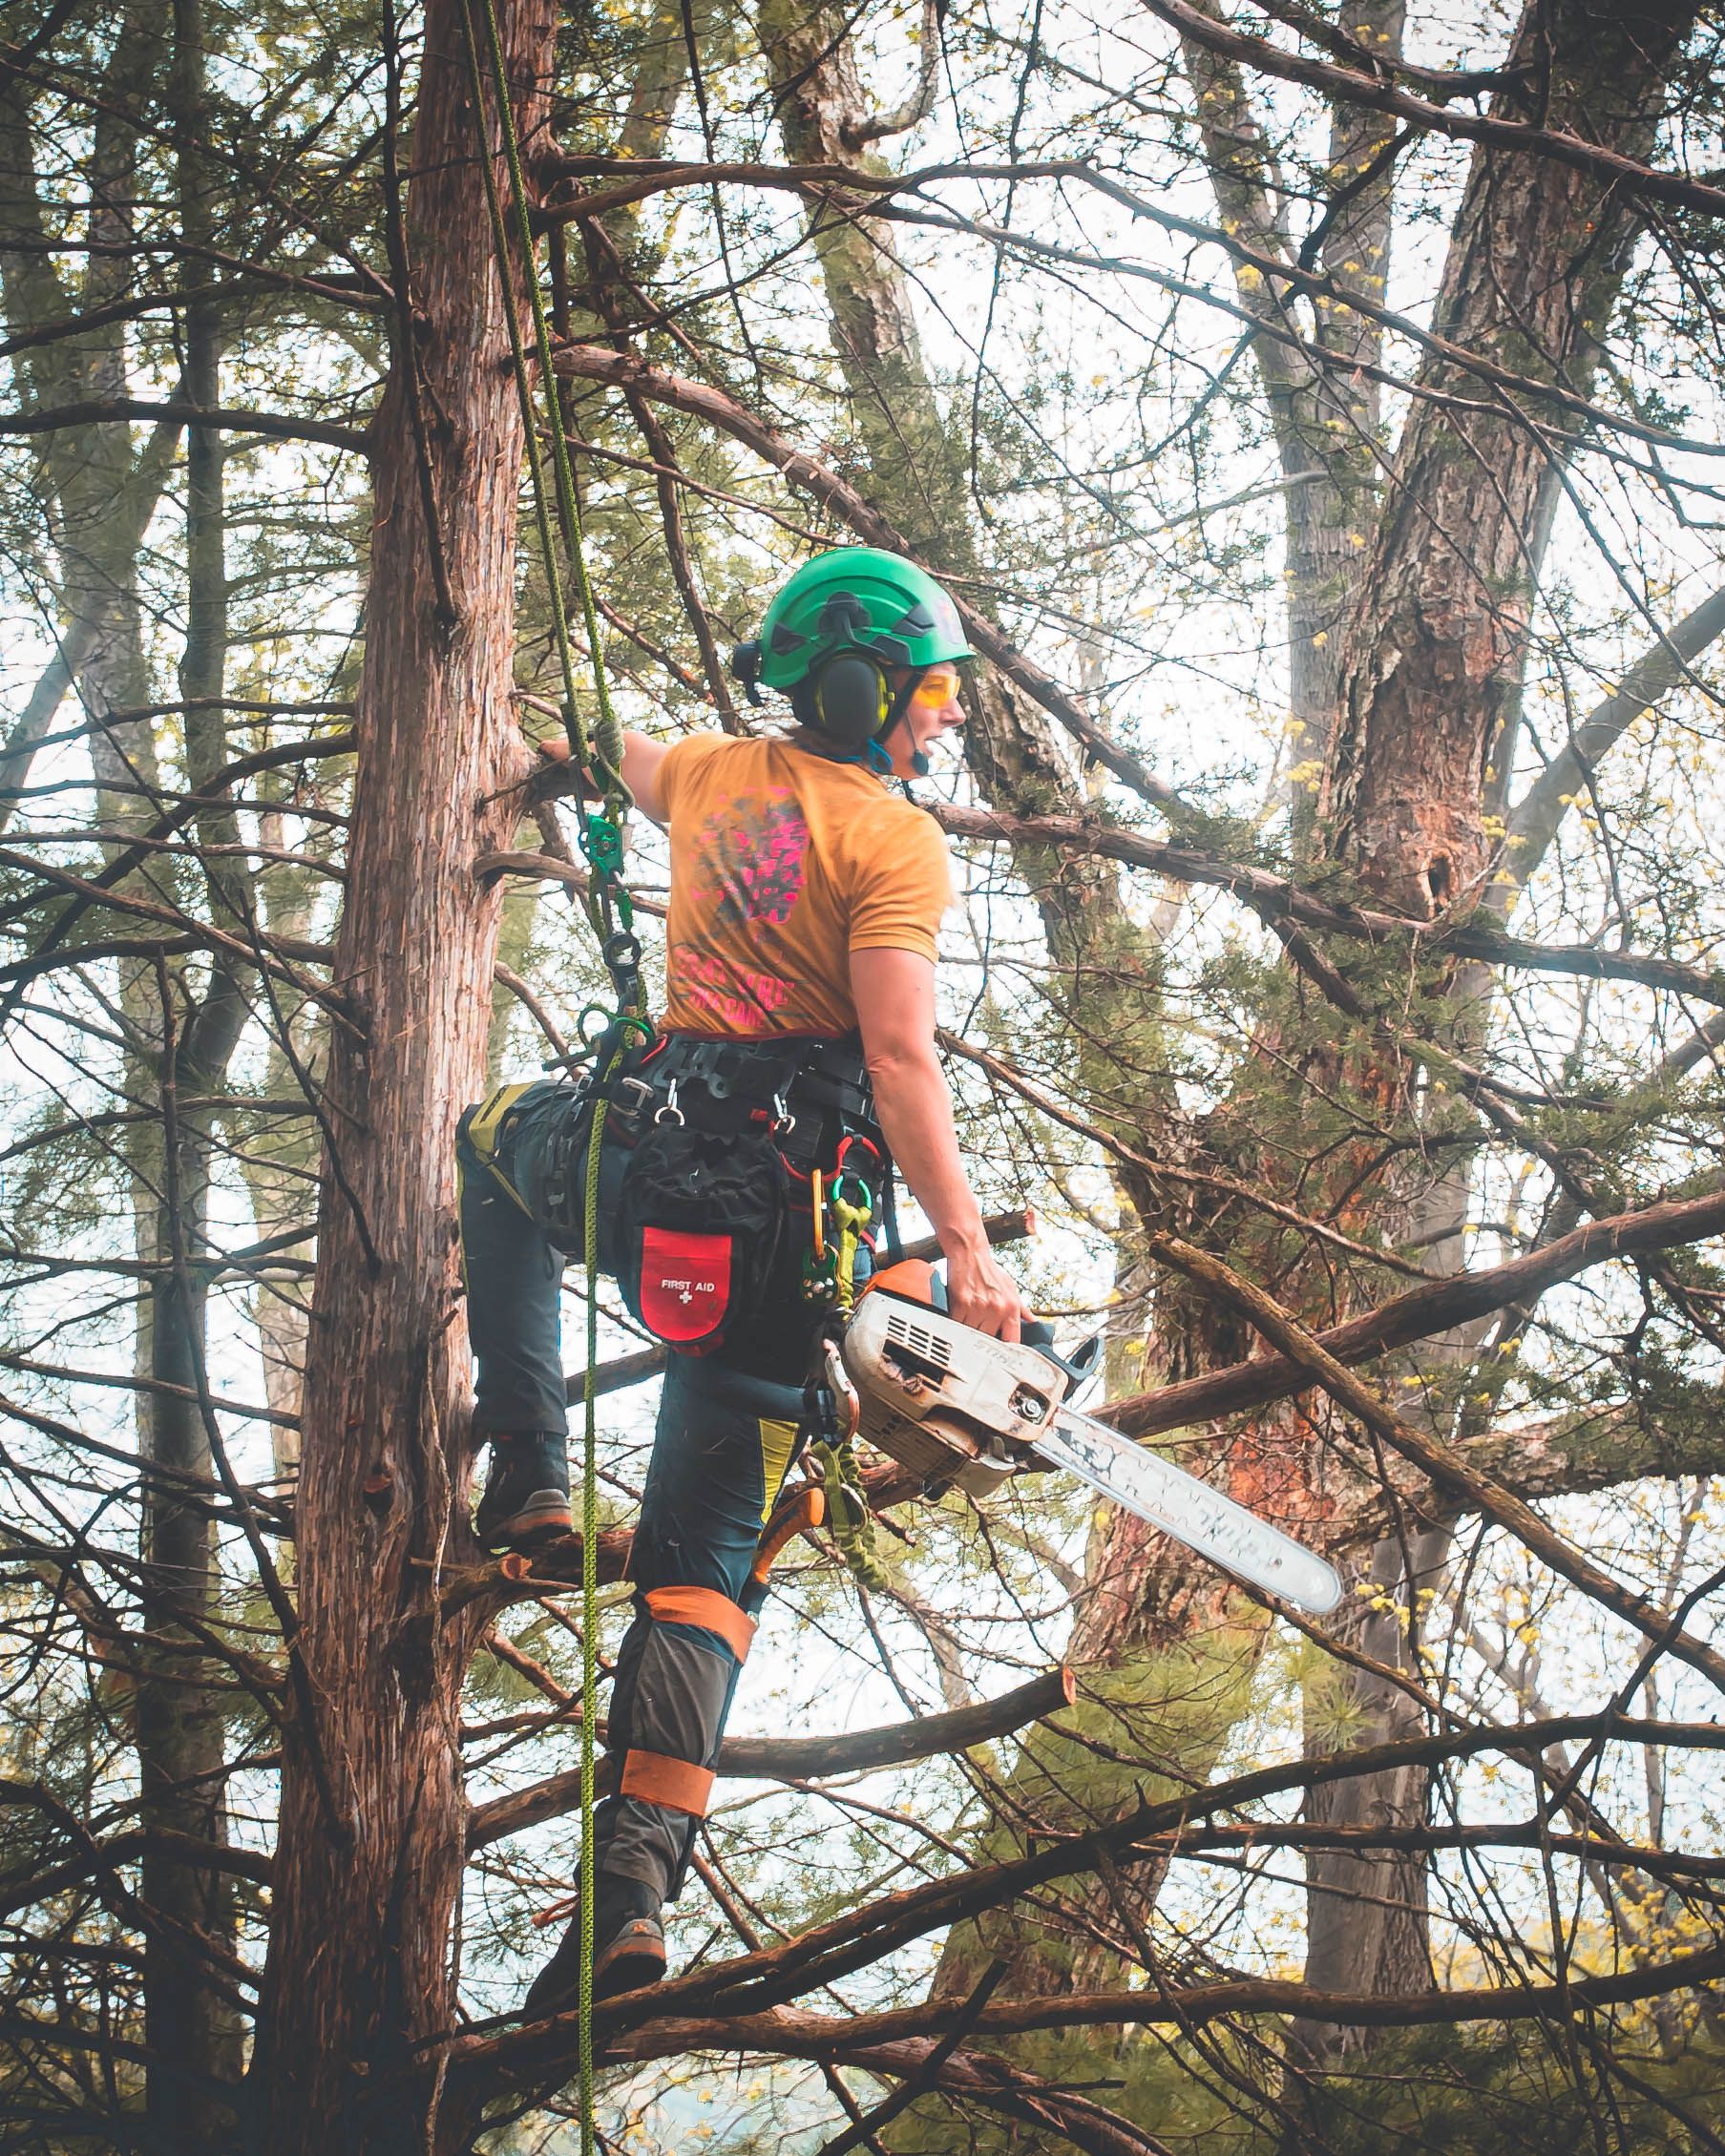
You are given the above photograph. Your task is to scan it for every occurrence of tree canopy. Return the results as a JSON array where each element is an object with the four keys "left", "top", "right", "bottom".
[{"left": 4, "top": 0, "right": 1725, "bottom": 2148}]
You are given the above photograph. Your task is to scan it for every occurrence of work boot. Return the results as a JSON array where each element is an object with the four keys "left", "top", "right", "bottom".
[
  {"left": 524, "top": 1875, "right": 666, "bottom": 2017},
  {"left": 473, "top": 1432, "right": 571, "bottom": 1548}
]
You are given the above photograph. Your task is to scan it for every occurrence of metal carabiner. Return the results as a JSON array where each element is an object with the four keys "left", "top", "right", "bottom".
[
  {"left": 654, "top": 1075, "right": 684, "bottom": 1126},
  {"left": 822, "top": 1332, "right": 862, "bottom": 1443},
  {"left": 769, "top": 1089, "right": 796, "bottom": 1140}
]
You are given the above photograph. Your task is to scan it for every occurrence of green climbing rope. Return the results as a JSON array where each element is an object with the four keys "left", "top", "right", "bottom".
[
  {"left": 454, "top": 0, "right": 643, "bottom": 1017},
  {"left": 576, "top": 1074, "right": 611, "bottom": 2145}
]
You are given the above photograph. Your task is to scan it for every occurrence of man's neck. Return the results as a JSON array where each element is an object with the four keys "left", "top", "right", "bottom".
[{"left": 782, "top": 725, "right": 895, "bottom": 781}]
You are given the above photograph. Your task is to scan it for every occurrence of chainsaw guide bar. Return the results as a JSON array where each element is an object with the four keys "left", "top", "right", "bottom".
[{"left": 843, "top": 1283, "right": 1343, "bottom": 1616}]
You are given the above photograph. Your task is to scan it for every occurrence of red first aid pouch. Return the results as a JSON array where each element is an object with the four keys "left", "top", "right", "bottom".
[{"left": 617, "top": 1124, "right": 786, "bottom": 1353}]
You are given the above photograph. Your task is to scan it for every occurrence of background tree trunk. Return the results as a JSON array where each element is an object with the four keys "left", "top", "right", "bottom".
[
  {"left": 1287, "top": 0, "right": 1701, "bottom": 2080},
  {"left": 134, "top": 9, "right": 249, "bottom": 2134}
]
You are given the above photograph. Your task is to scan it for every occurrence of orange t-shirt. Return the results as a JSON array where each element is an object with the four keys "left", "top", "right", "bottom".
[{"left": 656, "top": 735, "right": 953, "bottom": 1037}]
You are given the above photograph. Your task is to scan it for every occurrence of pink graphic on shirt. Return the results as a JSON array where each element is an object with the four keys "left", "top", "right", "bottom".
[
  {"left": 691, "top": 787, "right": 809, "bottom": 928},
  {"left": 669, "top": 947, "right": 793, "bottom": 1031}
]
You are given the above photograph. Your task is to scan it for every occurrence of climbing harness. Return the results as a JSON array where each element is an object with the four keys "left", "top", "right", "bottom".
[{"left": 602, "top": 1035, "right": 887, "bottom": 1350}]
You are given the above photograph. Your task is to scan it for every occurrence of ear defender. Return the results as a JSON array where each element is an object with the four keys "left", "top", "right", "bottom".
[
  {"left": 729, "top": 638, "right": 766, "bottom": 707},
  {"left": 810, "top": 653, "right": 891, "bottom": 747}
]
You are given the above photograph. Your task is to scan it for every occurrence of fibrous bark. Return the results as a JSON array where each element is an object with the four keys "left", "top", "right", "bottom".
[{"left": 252, "top": 1, "right": 550, "bottom": 2143}]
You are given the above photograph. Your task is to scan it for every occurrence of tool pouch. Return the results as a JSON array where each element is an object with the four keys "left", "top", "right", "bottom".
[{"left": 616, "top": 1123, "right": 787, "bottom": 1353}]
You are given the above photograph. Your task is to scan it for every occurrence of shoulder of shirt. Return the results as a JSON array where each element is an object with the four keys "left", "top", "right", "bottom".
[
  {"left": 767, "top": 741, "right": 946, "bottom": 841},
  {"left": 852, "top": 786, "right": 947, "bottom": 845},
  {"left": 664, "top": 730, "right": 737, "bottom": 768}
]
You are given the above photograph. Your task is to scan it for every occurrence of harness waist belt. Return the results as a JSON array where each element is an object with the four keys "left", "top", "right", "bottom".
[
  {"left": 612, "top": 1033, "right": 882, "bottom": 1162},
  {"left": 656, "top": 1033, "right": 872, "bottom": 1109}
]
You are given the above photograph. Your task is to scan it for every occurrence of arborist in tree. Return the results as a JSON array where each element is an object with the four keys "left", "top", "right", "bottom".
[{"left": 456, "top": 546, "right": 1031, "bottom": 2010}]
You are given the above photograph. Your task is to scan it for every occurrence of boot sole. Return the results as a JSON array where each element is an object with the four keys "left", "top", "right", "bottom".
[
  {"left": 477, "top": 1492, "right": 573, "bottom": 1549},
  {"left": 594, "top": 1924, "right": 668, "bottom": 2000},
  {"left": 523, "top": 1921, "right": 667, "bottom": 2018}
]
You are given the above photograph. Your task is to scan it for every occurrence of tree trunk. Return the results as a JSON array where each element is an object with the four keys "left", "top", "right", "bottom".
[
  {"left": 252, "top": 0, "right": 549, "bottom": 2142},
  {"left": 1323, "top": 0, "right": 1698, "bottom": 917},
  {"left": 1286, "top": 0, "right": 1700, "bottom": 2071},
  {"left": 136, "top": 10, "right": 248, "bottom": 2132}
]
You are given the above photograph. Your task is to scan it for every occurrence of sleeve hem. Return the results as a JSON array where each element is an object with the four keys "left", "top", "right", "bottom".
[{"left": 847, "top": 931, "right": 938, "bottom": 961}]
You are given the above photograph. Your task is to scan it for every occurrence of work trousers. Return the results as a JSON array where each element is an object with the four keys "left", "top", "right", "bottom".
[{"left": 457, "top": 1078, "right": 822, "bottom": 1902}]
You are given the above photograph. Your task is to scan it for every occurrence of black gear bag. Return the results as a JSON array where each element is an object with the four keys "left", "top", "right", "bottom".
[{"left": 614, "top": 1120, "right": 789, "bottom": 1354}]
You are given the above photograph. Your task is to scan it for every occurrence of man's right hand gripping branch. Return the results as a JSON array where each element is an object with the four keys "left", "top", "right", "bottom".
[{"left": 455, "top": 547, "right": 1033, "bottom": 2013}]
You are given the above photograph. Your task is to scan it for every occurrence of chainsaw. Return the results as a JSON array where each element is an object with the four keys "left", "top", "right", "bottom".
[{"left": 840, "top": 1261, "right": 1342, "bottom": 1616}]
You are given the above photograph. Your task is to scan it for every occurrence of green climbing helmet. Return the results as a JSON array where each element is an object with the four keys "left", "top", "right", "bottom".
[
  {"left": 747, "top": 547, "right": 974, "bottom": 691},
  {"left": 730, "top": 548, "right": 974, "bottom": 759}
]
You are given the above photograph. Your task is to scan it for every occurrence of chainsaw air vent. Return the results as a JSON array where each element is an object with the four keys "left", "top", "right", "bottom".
[{"left": 885, "top": 1311, "right": 952, "bottom": 1371}]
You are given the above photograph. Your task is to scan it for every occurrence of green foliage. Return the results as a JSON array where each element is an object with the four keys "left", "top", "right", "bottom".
[{"left": 1291, "top": 2020, "right": 1725, "bottom": 2156}]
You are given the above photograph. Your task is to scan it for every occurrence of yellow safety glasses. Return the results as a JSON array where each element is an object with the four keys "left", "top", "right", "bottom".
[{"left": 909, "top": 665, "right": 963, "bottom": 709}]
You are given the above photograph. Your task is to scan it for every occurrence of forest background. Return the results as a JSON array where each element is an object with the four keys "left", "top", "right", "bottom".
[{"left": 4, "top": 0, "right": 1725, "bottom": 2149}]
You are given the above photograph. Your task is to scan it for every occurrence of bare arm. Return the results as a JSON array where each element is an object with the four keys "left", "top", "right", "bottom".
[
  {"left": 534, "top": 728, "right": 672, "bottom": 826},
  {"left": 850, "top": 946, "right": 1030, "bottom": 1340}
]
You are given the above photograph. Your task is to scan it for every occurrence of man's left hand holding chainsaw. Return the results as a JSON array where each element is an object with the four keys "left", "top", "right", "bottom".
[{"left": 455, "top": 548, "right": 1031, "bottom": 2013}]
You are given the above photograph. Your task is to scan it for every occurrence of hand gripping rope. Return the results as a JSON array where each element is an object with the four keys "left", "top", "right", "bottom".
[{"left": 454, "top": 2, "right": 645, "bottom": 2137}]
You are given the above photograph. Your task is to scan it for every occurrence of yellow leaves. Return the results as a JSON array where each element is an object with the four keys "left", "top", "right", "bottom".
[
  {"left": 1311, "top": 630, "right": 1329, "bottom": 647},
  {"left": 1237, "top": 263, "right": 1264, "bottom": 289}
]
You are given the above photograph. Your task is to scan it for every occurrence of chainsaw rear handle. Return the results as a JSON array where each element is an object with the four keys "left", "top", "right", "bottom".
[{"left": 865, "top": 1259, "right": 1102, "bottom": 1401}]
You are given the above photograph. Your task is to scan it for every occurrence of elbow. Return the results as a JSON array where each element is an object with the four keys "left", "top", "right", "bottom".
[{"left": 862, "top": 1034, "right": 938, "bottom": 1089}]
